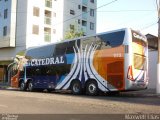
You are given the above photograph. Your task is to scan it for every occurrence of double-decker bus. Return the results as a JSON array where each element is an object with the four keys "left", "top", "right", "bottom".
[{"left": 10, "top": 28, "right": 148, "bottom": 95}]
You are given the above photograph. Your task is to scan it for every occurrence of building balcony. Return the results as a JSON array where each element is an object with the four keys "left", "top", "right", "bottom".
[
  {"left": 82, "top": 26, "right": 87, "bottom": 35},
  {"left": 82, "top": 12, "right": 87, "bottom": 20},
  {"left": 45, "top": 0, "right": 52, "bottom": 8},
  {"left": 44, "top": 17, "right": 51, "bottom": 25},
  {"left": 0, "top": 36, "right": 15, "bottom": 48},
  {"left": 82, "top": 0, "right": 88, "bottom": 6},
  {"left": 44, "top": 33, "right": 51, "bottom": 42}
]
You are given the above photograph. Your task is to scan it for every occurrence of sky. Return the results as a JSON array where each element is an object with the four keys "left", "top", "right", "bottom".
[{"left": 96, "top": 0, "right": 158, "bottom": 36}]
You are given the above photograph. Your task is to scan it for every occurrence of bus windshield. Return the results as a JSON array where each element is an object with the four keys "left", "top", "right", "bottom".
[{"left": 132, "top": 31, "right": 147, "bottom": 70}]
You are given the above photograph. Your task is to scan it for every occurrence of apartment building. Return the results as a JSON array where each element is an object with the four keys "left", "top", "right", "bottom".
[{"left": 0, "top": 0, "right": 97, "bottom": 83}]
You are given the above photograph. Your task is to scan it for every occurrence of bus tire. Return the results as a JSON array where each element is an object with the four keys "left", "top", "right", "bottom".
[
  {"left": 20, "top": 81, "right": 26, "bottom": 91},
  {"left": 28, "top": 81, "right": 34, "bottom": 92},
  {"left": 71, "top": 80, "right": 82, "bottom": 95},
  {"left": 86, "top": 80, "right": 98, "bottom": 96}
]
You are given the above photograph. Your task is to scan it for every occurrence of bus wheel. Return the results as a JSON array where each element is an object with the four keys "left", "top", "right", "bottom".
[
  {"left": 28, "top": 81, "right": 34, "bottom": 92},
  {"left": 71, "top": 80, "right": 82, "bottom": 95},
  {"left": 20, "top": 82, "right": 26, "bottom": 91},
  {"left": 86, "top": 80, "right": 98, "bottom": 96}
]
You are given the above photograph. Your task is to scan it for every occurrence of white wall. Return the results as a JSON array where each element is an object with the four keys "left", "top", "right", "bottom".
[
  {"left": 26, "top": 0, "right": 45, "bottom": 48},
  {"left": 148, "top": 51, "right": 158, "bottom": 89},
  {"left": 52, "top": 0, "right": 64, "bottom": 41},
  {"left": 16, "top": 0, "right": 28, "bottom": 49},
  {"left": 10, "top": 0, "right": 17, "bottom": 47}
]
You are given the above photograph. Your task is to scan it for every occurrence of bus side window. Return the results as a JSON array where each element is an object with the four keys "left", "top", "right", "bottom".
[
  {"left": 81, "top": 36, "right": 99, "bottom": 51},
  {"left": 46, "top": 66, "right": 51, "bottom": 76},
  {"left": 41, "top": 66, "right": 47, "bottom": 76},
  {"left": 26, "top": 68, "right": 32, "bottom": 76},
  {"left": 19, "top": 71, "right": 24, "bottom": 77},
  {"left": 66, "top": 40, "right": 80, "bottom": 54},
  {"left": 53, "top": 43, "right": 67, "bottom": 56},
  {"left": 47, "top": 66, "right": 56, "bottom": 76},
  {"left": 98, "top": 31, "right": 125, "bottom": 48},
  {"left": 64, "top": 64, "right": 71, "bottom": 75},
  {"left": 59, "top": 65, "right": 66, "bottom": 76},
  {"left": 66, "top": 41, "right": 75, "bottom": 54},
  {"left": 35, "top": 68, "right": 41, "bottom": 76},
  {"left": 26, "top": 44, "right": 55, "bottom": 59}
]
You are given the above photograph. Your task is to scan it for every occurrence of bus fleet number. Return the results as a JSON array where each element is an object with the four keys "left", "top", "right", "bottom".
[{"left": 113, "top": 53, "right": 122, "bottom": 58}]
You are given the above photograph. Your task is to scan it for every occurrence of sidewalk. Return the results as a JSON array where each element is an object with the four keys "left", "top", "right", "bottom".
[
  {"left": 0, "top": 83, "right": 10, "bottom": 89},
  {"left": 120, "top": 89, "right": 160, "bottom": 97}
]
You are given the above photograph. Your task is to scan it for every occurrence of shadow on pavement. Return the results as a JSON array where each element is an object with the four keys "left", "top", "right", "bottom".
[{"left": 1, "top": 87, "right": 160, "bottom": 106}]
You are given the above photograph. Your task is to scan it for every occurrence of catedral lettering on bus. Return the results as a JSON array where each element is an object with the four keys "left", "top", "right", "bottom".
[
  {"left": 27, "top": 56, "right": 65, "bottom": 66},
  {"left": 9, "top": 28, "right": 148, "bottom": 95}
]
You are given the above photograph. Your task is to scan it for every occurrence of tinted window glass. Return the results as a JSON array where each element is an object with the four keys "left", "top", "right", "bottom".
[
  {"left": 45, "top": 65, "right": 70, "bottom": 76},
  {"left": 54, "top": 43, "right": 67, "bottom": 55},
  {"left": 66, "top": 40, "right": 80, "bottom": 54},
  {"left": 26, "top": 44, "right": 55, "bottom": 59},
  {"left": 26, "top": 67, "right": 35, "bottom": 76},
  {"left": 98, "top": 31, "right": 125, "bottom": 47},
  {"left": 25, "top": 64, "right": 71, "bottom": 77},
  {"left": 35, "top": 68, "right": 41, "bottom": 75},
  {"left": 19, "top": 71, "right": 24, "bottom": 77},
  {"left": 81, "top": 36, "right": 98, "bottom": 51},
  {"left": 46, "top": 66, "right": 56, "bottom": 76},
  {"left": 58, "top": 64, "right": 70, "bottom": 75},
  {"left": 41, "top": 66, "right": 47, "bottom": 76},
  {"left": 66, "top": 41, "right": 75, "bottom": 54}
]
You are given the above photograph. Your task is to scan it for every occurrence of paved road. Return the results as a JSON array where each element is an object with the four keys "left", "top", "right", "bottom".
[{"left": 0, "top": 89, "right": 159, "bottom": 115}]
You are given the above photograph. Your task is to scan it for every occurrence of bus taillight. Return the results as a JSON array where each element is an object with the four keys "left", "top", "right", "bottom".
[{"left": 127, "top": 66, "right": 134, "bottom": 81}]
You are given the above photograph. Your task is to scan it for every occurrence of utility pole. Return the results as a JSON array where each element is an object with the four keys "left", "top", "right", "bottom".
[{"left": 157, "top": 0, "right": 160, "bottom": 94}]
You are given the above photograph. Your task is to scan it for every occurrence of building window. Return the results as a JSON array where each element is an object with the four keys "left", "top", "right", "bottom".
[
  {"left": 90, "top": 22, "right": 94, "bottom": 30},
  {"left": 78, "top": 19, "right": 81, "bottom": 24},
  {"left": 33, "top": 7, "right": 40, "bottom": 17},
  {"left": 90, "top": 0, "right": 94, "bottom": 3},
  {"left": 70, "top": 24, "right": 75, "bottom": 30},
  {"left": 32, "top": 25, "right": 39, "bottom": 35},
  {"left": 45, "top": 0, "right": 52, "bottom": 8},
  {"left": 3, "top": 26, "right": 7, "bottom": 36},
  {"left": 44, "top": 28, "right": 51, "bottom": 42},
  {"left": 70, "top": 10, "right": 75, "bottom": 15},
  {"left": 78, "top": 5, "right": 81, "bottom": 9},
  {"left": 4, "top": 9, "right": 8, "bottom": 19},
  {"left": 90, "top": 9, "right": 94, "bottom": 17}
]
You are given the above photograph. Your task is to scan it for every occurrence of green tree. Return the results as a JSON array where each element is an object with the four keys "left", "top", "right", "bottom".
[{"left": 64, "top": 24, "right": 84, "bottom": 40}]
